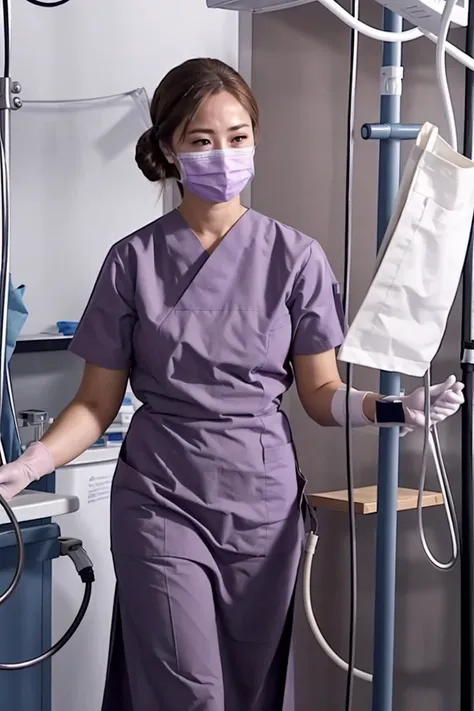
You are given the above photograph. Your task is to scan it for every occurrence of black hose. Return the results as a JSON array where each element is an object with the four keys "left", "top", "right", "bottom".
[
  {"left": 343, "top": 2, "right": 359, "bottom": 710},
  {"left": 0, "top": 582, "right": 92, "bottom": 670},
  {"left": 1, "top": 1, "right": 9, "bottom": 78},
  {"left": 25, "top": 0, "right": 72, "bottom": 6},
  {"left": 0, "top": 495, "right": 24, "bottom": 605}
]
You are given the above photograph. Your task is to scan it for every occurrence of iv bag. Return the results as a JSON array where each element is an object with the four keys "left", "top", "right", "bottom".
[{"left": 338, "top": 122, "right": 474, "bottom": 377}]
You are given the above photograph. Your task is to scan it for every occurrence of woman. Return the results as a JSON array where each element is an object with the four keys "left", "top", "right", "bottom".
[{"left": 0, "top": 59, "right": 464, "bottom": 710}]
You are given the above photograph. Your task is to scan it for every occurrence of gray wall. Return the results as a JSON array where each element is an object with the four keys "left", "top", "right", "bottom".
[
  {"left": 252, "top": 5, "right": 464, "bottom": 711},
  {"left": 11, "top": 352, "right": 82, "bottom": 421}
]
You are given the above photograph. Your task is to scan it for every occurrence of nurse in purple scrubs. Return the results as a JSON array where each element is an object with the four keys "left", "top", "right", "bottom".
[{"left": 0, "top": 58, "right": 464, "bottom": 710}]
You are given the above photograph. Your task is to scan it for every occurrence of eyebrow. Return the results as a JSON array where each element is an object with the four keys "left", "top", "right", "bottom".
[{"left": 187, "top": 123, "right": 250, "bottom": 135}]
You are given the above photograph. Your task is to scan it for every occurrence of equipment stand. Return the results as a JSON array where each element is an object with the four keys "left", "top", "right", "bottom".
[{"left": 460, "top": 2, "right": 474, "bottom": 708}]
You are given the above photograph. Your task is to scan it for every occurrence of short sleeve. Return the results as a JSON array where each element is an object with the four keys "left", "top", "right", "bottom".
[
  {"left": 68, "top": 246, "right": 136, "bottom": 370},
  {"left": 289, "top": 242, "right": 345, "bottom": 356}
]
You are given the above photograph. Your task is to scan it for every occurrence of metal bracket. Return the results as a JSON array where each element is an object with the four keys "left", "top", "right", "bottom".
[
  {"left": 361, "top": 123, "right": 422, "bottom": 141},
  {"left": 0, "top": 78, "right": 22, "bottom": 112}
]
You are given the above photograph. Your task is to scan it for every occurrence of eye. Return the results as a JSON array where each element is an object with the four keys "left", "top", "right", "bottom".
[
  {"left": 191, "top": 138, "right": 211, "bottom": 147},
  {"left": 232, "top": 135, "right": 248, "bottom": 144}
]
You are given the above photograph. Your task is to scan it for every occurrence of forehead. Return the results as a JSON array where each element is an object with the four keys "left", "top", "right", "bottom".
[{"left": 186, "top": 91, "right": 251, "bottom": 131}]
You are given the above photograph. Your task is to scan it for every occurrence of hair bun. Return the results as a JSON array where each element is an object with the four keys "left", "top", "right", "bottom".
[{"left": 135, "top": 127, "right": 166, "bottom": 183}]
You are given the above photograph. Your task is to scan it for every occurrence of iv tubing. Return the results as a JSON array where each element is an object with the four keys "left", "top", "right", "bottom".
[
  {"left": 303, "top": 534, "right": 373, "bottom": 683},
  {"left": 416, "top": 0, "right": 460, "bottom": 572},
  {"left": 436, "top": 0, "right": 459, "bottom": 151},
  {"left": 318, "top": 0, "right": 474, "bottom": 74},
  {"left": 419, "top": 376, "right": 460, "bottom": 570}
]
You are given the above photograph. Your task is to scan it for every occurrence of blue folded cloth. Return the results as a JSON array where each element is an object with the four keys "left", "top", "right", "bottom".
[
  {"left": 2, "top": 279, "right": 29, "bottom": 462},
  {"left": 56, "top": 321, "right": 79, "bottom": 336},
  {"left": 7, "top": 282, "right": 28, "bottom": 361}
]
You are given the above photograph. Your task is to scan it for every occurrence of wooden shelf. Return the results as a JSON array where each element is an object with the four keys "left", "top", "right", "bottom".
[{"left": 307, "top": 486, "right": 444, "bottom": 515}]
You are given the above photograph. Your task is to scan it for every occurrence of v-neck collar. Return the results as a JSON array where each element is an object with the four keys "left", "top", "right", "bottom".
[
  {"left": 176, "top": 207, "right": 251, "bottom": 250},
  {"left": 161, "top": 207, "right": 254, "bottom": 273}
]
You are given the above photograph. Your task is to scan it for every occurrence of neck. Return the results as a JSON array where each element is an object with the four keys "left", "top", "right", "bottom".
[{"left": 178, "top": 191, "right": 247, "bottom": 248}]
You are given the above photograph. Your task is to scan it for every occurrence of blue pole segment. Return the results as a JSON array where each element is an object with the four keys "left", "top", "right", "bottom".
[
  {"left": 371, "top": 8, "right": 402, "bottom": 711},
  {"left": 361, "top": 123, "right": 421, "bottom": 141}
]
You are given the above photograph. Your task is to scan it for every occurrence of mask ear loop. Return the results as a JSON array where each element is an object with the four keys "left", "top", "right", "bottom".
[
  {"left": 153, "top": 124, "right": 183, "bottom": 181},
  {"left": 171, "top": 152, "right": 184, "bottom": 182},
  {"left": 172, "top": 160, "right": 184, "bottom": 200},
  {"left": 159, "top": 137, "right": 185, "bottom": 190}
]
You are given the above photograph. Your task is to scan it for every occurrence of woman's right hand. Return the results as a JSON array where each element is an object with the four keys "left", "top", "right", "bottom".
[
  {"left": 0, "top": 442, "right": 55, "bottom": 501},
  {"left": 0, "top": 363, "right": 130, "bottom": 502}
]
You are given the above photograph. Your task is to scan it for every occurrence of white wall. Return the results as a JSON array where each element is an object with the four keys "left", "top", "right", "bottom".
[
  {"left": 9, "top": 0, "right": 240, "bottom": 417},
  {"left": 10, "top": 1, "right": 238, "bottom": 102}
]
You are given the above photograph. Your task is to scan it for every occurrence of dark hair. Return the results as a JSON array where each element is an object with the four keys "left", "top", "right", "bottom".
[{"left": 135, "top": 58, "right": 259, "bottom": 185}]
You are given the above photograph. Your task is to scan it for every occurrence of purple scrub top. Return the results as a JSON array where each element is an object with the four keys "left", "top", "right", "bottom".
[{"left": 70, "top": 208, "right": 344, "bottom": 711}]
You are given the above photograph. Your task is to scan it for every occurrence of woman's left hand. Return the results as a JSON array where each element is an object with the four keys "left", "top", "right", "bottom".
[{"left": 399, "top": 375, "right": 464, "bottom": 431}]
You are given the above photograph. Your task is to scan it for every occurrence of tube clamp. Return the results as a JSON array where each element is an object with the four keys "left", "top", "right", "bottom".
[{"left": 380, "top": 66, "right": 404, "bottom": 96}]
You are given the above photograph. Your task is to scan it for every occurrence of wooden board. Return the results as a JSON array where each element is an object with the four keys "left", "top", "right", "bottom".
[{"left": 307, "top": 486, "right": 444, "bottom": 515}]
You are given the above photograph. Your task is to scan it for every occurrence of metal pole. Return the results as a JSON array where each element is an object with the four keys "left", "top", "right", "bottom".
[
  {"left": 0, "top": 0, "right": 22, "bottom": 463},
  {"left": 460, "top": 1, "right": 474, "bottom": 707},
  {"left": 371, "top": 9, "right": 402, "bottom": 711},
  {"left": 0, "top": 0, "right": 12, "bottom": 437}
]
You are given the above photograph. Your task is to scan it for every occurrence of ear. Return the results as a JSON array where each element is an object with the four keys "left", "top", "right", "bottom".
[{"left": 160, "top": 141, "right": 175, "bottom": 165}]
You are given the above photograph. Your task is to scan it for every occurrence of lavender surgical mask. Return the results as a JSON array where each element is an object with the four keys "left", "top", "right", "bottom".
[{"left": 176, "top": 147, "right": 255, "bottom": 203}]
